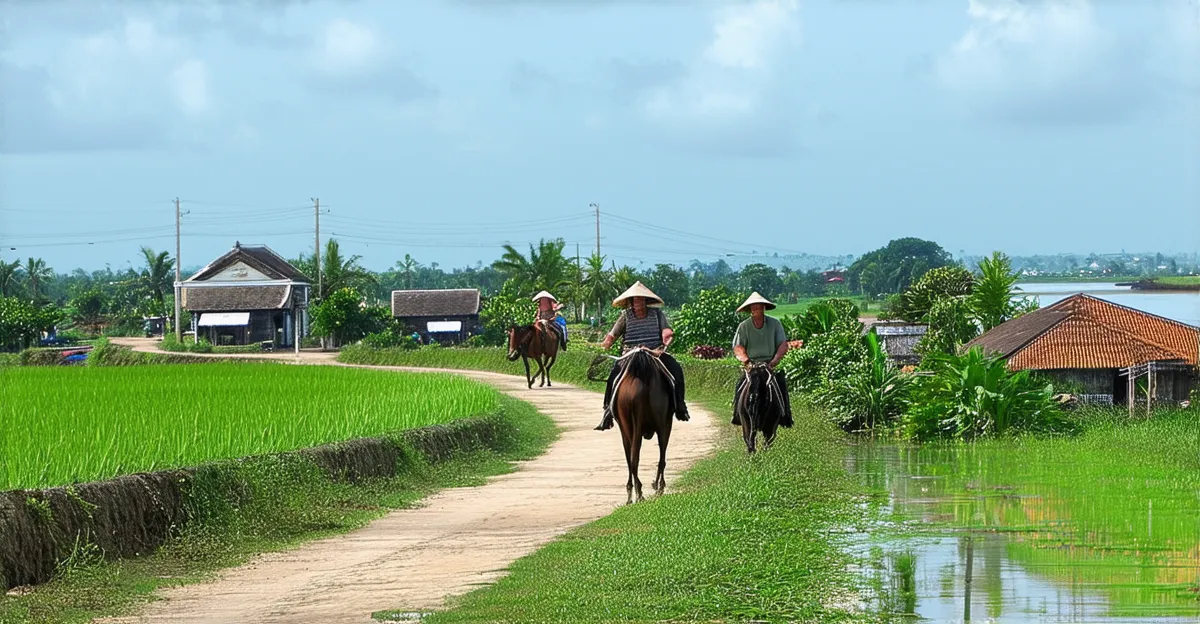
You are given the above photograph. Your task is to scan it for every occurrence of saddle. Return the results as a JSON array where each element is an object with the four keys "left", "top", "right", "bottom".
[
  {"left": 608, "top": 347, "right": 677, "bottom": 414},
  {"left": 738, "top": 364, "right": 785, "bottom": 410}
]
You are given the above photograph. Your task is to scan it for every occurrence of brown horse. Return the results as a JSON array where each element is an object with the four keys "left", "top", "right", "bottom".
[
  {"left": 735, "top": 363, "right": 784, "bottom": 454},
  {"left": 507, "top": 322, "right": 559, "bottom": 389},
  {"left": 612, "top": 347, "right": 675, "bottom": 503}
]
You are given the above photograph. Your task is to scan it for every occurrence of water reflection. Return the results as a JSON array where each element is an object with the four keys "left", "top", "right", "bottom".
[{"left": 850, "top": 442, "right": 1200, "bottom": 623}]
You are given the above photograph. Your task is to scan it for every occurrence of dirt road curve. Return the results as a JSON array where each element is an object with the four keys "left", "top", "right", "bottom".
[{"left": 101, "top": 339, "right": 720, "bottom": 624}]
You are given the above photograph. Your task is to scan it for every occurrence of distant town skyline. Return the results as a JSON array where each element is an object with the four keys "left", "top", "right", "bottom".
[{"left": 2, "top": 0, "right": 1197, "bottom": 271}]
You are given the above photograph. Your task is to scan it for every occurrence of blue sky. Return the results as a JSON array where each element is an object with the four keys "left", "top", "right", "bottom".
[{"left": 1, "top": 0, "right": 1197, "bottom": 273}]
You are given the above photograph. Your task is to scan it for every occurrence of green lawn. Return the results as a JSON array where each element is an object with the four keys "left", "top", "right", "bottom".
[
  {"left": 770, "top": 295, "right": 877, "bottom": 319},
  {"left": 2, "top": 364, "right": 499, "bottom": 489}
]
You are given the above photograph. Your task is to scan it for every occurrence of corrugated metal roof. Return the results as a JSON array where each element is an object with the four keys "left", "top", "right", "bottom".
[{"left": 968, "top": 294, "right": 1198, "bottom": 370}]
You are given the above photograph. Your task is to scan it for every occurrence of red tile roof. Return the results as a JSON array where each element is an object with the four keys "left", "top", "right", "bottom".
[{"left": 967, "top": 294, "right": 1198, "bottom": 370}]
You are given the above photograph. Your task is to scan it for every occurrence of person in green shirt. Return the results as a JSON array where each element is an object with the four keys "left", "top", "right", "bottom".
[{"left": 731, "top": 292, "right": 793, "bottom": 427}]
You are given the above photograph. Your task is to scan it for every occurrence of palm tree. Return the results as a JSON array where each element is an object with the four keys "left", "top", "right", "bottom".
[
  {"left": 492, "top": 238, "right": 572, "bottom": 294},
  {"left": 139, "top": 246, "right": 175, "bottom": 316},
  {"left": 0, "top": 260, "right": 22, "bottom": 297},
  {"left": 396, "top": 254, "right": 421, "bottom": 289},
  {"left": 579, "top": 253, "right": 615, "bottom": 322},
  {"left": 24, "top": 257, "right": 53, "bottom": 301},
  {"left": 318, "top": 238, "right": 376, "bottom": 300},
  {"left": 611, "top": 264, "right": 639, "bottom": 293},
  {"left": 970, "top": 251, "right": 1021, "bottom": 331}
]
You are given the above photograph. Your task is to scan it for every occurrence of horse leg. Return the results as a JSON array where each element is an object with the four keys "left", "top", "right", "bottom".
[
  {"left": 544, "top": 355, "right": 554, "bottom": 387},
  {"left": 764, "top": 418, "right": 779, "bottom": 450},
  {"left": 629, "top": 432, "right": 644, "bottom": 502},
  {"left": 653, "top": 427, "right": 670, "bottom": 495},
  {"left": 742, "top": 416, "right": 757, "bottom": 455},
  {"left": 619, "top": 423, "right": 636, "bottom": 505},
  {"left": 522, "top": 355, "right": 533, "bottom": 389}
]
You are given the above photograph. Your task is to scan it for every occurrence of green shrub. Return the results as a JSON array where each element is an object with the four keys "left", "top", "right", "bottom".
[
  {"left": 887, "top": 266, "right": 975, "bottom": 323},
  {"left": 915, "top": 296, "right": 979, "bottom": 359},
  {"left": 672, "top": 285, "right": 742, "bottom": 350},
  {"left": 817, "top": 332, "right": 912, "bottom": 432},
  {"left": 362, "top": 328, "right": 418, "bottom": 350},
  {"left": 478, "top": 280, "right": 536, "bottom": 346},
  {"left": 902, "top": 346, "right": 1068, "bottom": 440},
  {"left": 18, "top": 348, "right": 64, "bottom": 367}
]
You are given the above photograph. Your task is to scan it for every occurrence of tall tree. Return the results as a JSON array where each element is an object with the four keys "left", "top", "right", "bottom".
[
  {"left": 739, "top": 263, "right": 782, "bottom": 298},
  {"left": 611, "top": 264, "right": 640, "bottom": 293},
  {"left": 23, "top": 258, "right": 53, "bottom": 301},
  {"left": 0, "top": 260, "right": 22, "bottom": 297},
  {"left": 579, "top": 253, "right": 616, "bottom": 322},
  {"left": 139, "top": 246, "right": 175, "bottom": 316},
  {"left": 314, "top": 239, "right": 376, "bottom": 300},
  {"left": 397, "top": 254, "right": 421, "bottom": 289},
  {"left": 848, "top": 238, "right": 952, "bottom": 294},
  {"left": 491, "top": 238, "right": 571, "bottom": 294},
  {"left": 645, "top": 263, "right": 690, "bottom": 308},
  {"left": 970, "top": 251, "right": 1022, "bottom": 331}
]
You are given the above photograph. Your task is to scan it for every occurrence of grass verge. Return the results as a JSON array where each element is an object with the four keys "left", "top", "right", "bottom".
[
  {"left": 0, "top": 394, "right": 557, "bottom": 624},
  {"left": 342, "top": 346, "right": 874, "bottom": 623}
]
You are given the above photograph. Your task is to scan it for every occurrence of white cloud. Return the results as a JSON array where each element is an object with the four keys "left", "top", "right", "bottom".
[
  {"left": 935, "top": 0, "right": 1151, "bottom": 124},
  {"left": 171, "top": 60, "right": 211, "bottom": 116},
  {"left": 315, "top": 19, "right": 382, "bottom": 75},
  {"left": 306, "top": 18, "right": 435, "bottom": 103},
  {"left": 1, "top": 17, "right": 218, "bottom": 152},
  {"left": 632, "top": 0, "right": 803, "bottom": 156}
]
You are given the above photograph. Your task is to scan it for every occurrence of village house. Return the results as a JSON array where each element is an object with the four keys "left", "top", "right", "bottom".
[
  {"left": 868, "top": 320, "right": 927, "bottom": 366},
  {"left": 391, "top": 288, "right": 481, "bottom": 345},
  {"left": 179, "top": 242, "right": 312, "bottom": 351},
  {"left": 967, "top": 294, "right": 1198, "bottom": 406}
]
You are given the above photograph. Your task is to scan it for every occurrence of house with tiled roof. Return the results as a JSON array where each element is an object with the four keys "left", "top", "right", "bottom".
[
  {"left": 179, "top": 242, "right": 311, "bottom": 351},
  {"left": 967, "top": 294, "right": 1198, "bottom": 405},
  {"left": 391, "top": 289, "right": 481, "bottom": 345}
]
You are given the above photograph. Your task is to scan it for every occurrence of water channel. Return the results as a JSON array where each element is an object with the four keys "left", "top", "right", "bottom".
[{"left": 847, "top": 439, "right": 1200, "bottom": 623}]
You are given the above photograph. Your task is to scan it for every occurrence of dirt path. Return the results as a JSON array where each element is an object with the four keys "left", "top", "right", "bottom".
[{"left": 102, "top": 339, "right": 720, "bottom": 624}]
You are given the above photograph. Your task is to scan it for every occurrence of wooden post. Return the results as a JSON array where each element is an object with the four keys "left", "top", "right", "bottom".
[
  {"left": 1127, "top": 366, "right": 1135, "bottom": 418},
  {"left": 1147, "top": 362, "right": 1154, "bottom": 417}
]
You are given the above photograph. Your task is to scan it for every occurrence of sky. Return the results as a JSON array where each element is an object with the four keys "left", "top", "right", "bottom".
[{"left": 0, "top": 0, "right": 1197, "bottom": 273}]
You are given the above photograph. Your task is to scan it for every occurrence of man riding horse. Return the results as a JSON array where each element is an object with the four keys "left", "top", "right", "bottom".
[
  {"left": 732, "top": 292, "right": 793, "bottom": 428},
  {"left": 532, "top": 291, "right": 568, "bottom": 351},
  {"left": 595, "top": 281, "right": 690, "bottom": 431}
]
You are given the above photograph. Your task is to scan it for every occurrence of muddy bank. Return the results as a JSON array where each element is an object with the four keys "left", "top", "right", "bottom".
[
  {"left": 1130, "top": 279, "right": 1200, "bottom": 292},
  {"left": 0, "top": 414, "right": 512, "bottom": 590}
]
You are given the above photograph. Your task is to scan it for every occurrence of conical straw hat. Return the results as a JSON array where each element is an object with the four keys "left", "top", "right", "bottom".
[
  {"left": 612, "top": 281, "right": 664, "bottom": 308},
  {"left": 531, "top": 291, "right": 558, "bottom": 303},
  {"left": 736, "top": 291, "right": 776, "bottom": 313}
]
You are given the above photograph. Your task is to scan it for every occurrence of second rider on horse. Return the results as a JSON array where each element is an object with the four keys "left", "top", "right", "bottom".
[
  {"left": 595, "top": 281, "right": 690, "bottom": 431},
  {"left": 731, "top": 292, "right": 794, "bottom": 427},
  {"left": 532, "top": 291, "right": 568, "bottom": 351}
]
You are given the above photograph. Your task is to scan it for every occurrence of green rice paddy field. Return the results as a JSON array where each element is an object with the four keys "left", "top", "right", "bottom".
[{"left": 0, "top": 364, "right": 499, "bottom": 490}]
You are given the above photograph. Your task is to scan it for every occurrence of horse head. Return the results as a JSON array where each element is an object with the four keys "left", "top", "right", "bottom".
[{"left": 506, "top": 324, "right": 534, "bottom": 361}]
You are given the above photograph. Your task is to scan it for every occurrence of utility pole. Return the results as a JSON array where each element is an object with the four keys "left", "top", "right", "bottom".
[
  {"left": 174, "top": 197, "right": 182, "bottom": 342},
  {"left": 590, "top": 202, "right": 600, "bottom": 258},
  {"left": 312, "top": 197, "right": 321, "bottom": 299}
]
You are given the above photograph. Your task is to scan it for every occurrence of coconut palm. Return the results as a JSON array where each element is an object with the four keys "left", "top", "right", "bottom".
[
  {"left": 970, "top": 251, "right": 1021, "bottom": 331},
  {"left": 23, "top": 258, "right": 53, "bottom": 301},
  {"left": 396, "top": 254, "right": 421, "bottom": 289},
  {"left": 579, "top": 253, "right": 616, "bottom": 321},
  {"left": 0, "top": 260, "right": 22, "bottom": 297},
  {"left": 318, "top": 239, "right": 376, "bottom": 300},
  {"left": 139, "top": 246, "right": 175, "bottom": 316},
  {"left": 611, "top": 264, "right": 639, "bottom": 293},
  {"left": 492, "top": 238, "right": 572, "bottom": 294}
]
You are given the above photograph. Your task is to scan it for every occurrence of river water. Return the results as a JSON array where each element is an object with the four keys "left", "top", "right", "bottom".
[
  {"left": 848, "top": 441, "right": 1200, "bottom": 623},
  {"left": 1016, "top": 282, "right": 1200, "bottom": 327}
]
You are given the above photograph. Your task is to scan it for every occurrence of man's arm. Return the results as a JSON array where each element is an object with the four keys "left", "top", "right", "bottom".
[
  {"left": 734, "top": 345, "right": 750, "bottom": 365},
  {"left": 661, "top": 327, "right": 674, "bottom": 349},
  {"left": 601, "top": 312, "right": 625, "bottom": 350},
  {"left": 768, "top": 319, "right": 789, "bottom": 368},
  {"left": 768, "top": 341, "right": 789, "bottom": 369}
]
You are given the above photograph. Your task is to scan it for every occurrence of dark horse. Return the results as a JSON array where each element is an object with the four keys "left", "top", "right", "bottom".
[
  {"left": 507, "top": 322, "right": 559, "bottom": 389},
  {"left": 612, "top": 347, "right": 675, "bottom": 503},
  {"left": 736, "top": 363, "right": 785, "bottom": 454}
]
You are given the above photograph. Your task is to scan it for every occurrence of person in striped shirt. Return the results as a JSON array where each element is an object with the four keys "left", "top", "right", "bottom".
[{"left": 594, "top": 281, "right": 690, "bottom": 431}]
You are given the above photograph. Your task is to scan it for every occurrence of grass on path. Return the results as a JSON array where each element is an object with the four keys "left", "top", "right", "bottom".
[{"left": 342, "top": 346, "right": 874, "bottom": 623}]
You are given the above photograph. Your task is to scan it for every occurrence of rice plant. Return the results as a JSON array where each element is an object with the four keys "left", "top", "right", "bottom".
[{"left": 1, "top": 363, "right": 499, "bottom": 490}]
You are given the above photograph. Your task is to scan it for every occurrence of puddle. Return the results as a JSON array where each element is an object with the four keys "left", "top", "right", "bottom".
[{"left": 847, "top": 442, "right": 1200, "bottom": 622}]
